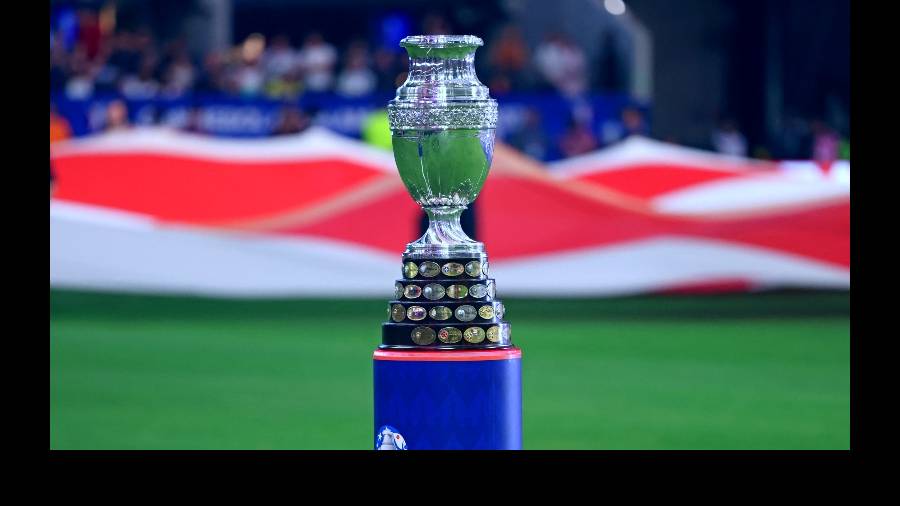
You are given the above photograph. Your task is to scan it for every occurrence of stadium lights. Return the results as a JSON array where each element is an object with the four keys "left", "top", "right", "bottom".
[{"left": 604, "top": 0, "right": 627, "bottom": 16}]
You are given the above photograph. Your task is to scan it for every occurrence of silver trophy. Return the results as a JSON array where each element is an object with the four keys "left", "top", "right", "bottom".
[
  {"left": 376, "top": 39, "right": 516, "bottom": 446},
  {"left": 382, "top": 34, "right": 509, "bottom": 350},
  {"left": 388, "top": 35, "right": 498, "bottom": 258}
]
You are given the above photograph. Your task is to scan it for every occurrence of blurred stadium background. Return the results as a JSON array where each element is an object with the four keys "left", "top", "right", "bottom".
[{"left": 49, "top": 0, "right": 850, "bottom": 449}]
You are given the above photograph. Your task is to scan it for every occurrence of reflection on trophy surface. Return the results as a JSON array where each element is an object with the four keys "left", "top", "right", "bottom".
[{"left": 388, "top": 35, "right": 498, "bottom": 258}]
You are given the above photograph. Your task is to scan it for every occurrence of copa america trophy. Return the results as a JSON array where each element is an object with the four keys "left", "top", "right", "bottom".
[{"left": 372, "top": 35, "right": 522, "bottom": 450}]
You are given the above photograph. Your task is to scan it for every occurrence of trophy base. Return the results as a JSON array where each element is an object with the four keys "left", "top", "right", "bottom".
[{"left": 373, "top": 347, "right": 522, "bottom": 450}]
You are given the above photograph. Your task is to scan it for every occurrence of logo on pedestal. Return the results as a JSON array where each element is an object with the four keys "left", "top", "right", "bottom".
[{"left": 375, "top": 425, "right": 408, "bottom": 450}]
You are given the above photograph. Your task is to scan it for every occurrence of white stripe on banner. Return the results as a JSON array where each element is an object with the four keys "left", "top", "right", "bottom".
[
  {"left": 51, "top": 201, "right": 398, "bottom": 298},
  {"left": 51, "top": 202, "right": 849, "bottom": 298},
  {"left": 547, "top": 136, "right": 772, "bottom": 177},
  {"left": 652, "top": 175, "right": 849, "bottom": 215},
  {"left": 490, "top": 237, "right": 849, "bottom": 297},
  {"left": 50, "top": 126, "right": 397, "bottom": 170}
]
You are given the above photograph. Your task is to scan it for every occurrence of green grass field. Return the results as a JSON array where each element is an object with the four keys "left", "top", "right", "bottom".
[{"left": 50, "top": 290, "right": 849, "bottom": 449}]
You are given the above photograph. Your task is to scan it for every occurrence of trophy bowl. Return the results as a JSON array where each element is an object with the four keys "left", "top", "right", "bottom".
[{"left": 388, "top": 35, "right": 498, "bottom": 258}]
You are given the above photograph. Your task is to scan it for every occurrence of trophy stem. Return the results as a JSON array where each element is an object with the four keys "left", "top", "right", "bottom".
[{"left": 404, "top": 206, "right": 484, "bottom": 258}]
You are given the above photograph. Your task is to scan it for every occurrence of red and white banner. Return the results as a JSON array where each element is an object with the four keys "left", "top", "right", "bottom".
[{"left": 50, "top": 127, "right": 849, "bottom": 297}]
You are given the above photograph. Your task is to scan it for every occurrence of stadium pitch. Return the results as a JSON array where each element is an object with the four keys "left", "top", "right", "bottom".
[{"left": 50, "top": 290, "right": 849, "bottom": 449}]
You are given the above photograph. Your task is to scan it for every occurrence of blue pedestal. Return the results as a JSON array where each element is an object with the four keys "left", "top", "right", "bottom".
[{"left": 373, "top": 348, "right": 522, "bottom": 450}]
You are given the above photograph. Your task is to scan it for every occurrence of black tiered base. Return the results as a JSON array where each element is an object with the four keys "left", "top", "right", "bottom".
[{"left": 381, "top": 254, "right": 512, "bottom": 350}]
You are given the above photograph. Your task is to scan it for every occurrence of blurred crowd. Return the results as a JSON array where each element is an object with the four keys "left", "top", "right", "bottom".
[
  {"left": 709, "top": 116, "right": 849, "bottom": 163},
  {"left": 49, "top": 13, "right": 603, "bottom": 101},
  {"left": 49, "top": 9, "right": 848, "bottom": 163},
  {"left": 50, "top": 27, "right": 385, "bottom": 100}
]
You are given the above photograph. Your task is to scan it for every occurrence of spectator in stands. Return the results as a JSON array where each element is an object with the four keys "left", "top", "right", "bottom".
[
  {"left": 232, "top": 33, "right": 266, "bottom": 97},
  {"left": 559, "top": 115, "right": 598, "bottom": 158},
  {"left": 491, "top": 25, "right": 529, "bottom": 73},
  {"left": 711, "top": 119, "right": 748, "bottom": 157},
  {"left": 489, "top": 24, "right": 533, "bottom": 92},
  {"left": 621, "top": 106, "right": 648, "bottom": 137},
  {"left": 534, "top": 32, "right": 588, "bottom": 97},
  {"left": 336, "top": 41, "right": 377, "bottom": 97},
  {"left": 112, "top": 27, "right": 160, "bottom": 97},
  {"left": 265, "top": 67, "right": 304, "bottom": 100},
  {"left": 194, "top": 51, "right": 229, "bottom": 94},
  {"left": 92, "top": 43, "right": 120, "bottom": 93},
  {"left": 162, "top": 53, "right": 196, "bottom": 97},
  {"left": 811, "top": 119, "right": 840, "bottom": 163},
  {"left": 373, "top": 46, "right": 404, "bottom": 92},
  {"left": 233, "top": 62, "right": 265, "bottom": 97},
  {"left": 264, "top": 34, "right": 298, "bottom": 79},
  {"left": 778, "top": 113, "right": 812, "bottom": 159},
  {"left": 50, "top": 35, "right": 69, "bottom": 92},
  {"left": 50, "top": 103, "right": 72, "bottom": 144},
  {"left": 600, "top": 105, "right": 648, "bottom": 146},
  {"left": 838, "top": 138, "right": 850, "bottom": 160},
  {"left": 119, "top": 55, "right": 160, "bottom": 99},
  {"left": 507, "top": 108, "right": 548, "bottom": 160},
  {"left": 106, "top": 31, "right": 142, "bottom": 78},
  {"left": 76, "top": 9, "right": 103, "bottom": 61},
  {"left": 297, "top": 32, "right": 337, "bottom": 92},
  {"left": 361, "top": 109, "right": 392, "bottom": 151},
  {"left": 488, "top": 74, "right": 512, "bottom": 95},
  {"left": 132, "top": 27, "right": 157, "bottom": 59},
  {"left": 65, "top": 45, "right": 96, "bottom": 99},
  {"left": 104, "top": 100, "right": 130, "bottom": 131}
]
